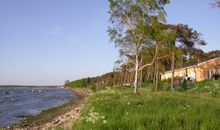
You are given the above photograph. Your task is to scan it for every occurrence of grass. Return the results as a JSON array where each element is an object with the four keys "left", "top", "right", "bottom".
[{"left": 73, "top": 87, "right": 220, "bottom": 130}]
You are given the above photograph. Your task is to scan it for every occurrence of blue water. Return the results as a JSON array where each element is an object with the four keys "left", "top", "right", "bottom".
[{"left": 0, "top": 86, "right": 76, "bottom": 128}]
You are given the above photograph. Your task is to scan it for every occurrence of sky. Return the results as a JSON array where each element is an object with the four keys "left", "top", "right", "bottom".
[{"left": 0, "top": 0, "right": 219, "bottom": 86}]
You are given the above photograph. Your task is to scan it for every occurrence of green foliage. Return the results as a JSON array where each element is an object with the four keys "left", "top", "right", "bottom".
[
  {"left": 74, "top": 87, "right": 220, "bottom": 130},
  {"left": 140, "top": 80, "right": 153, "bottom": 88},
  {"left": 189, "top": 79, "right": 220, "bottom": 97},
  {"left": 68, "top": 72, "right": 121, "bottom": 89},
  {"left": 68, "top": 78, "right": 88, "bottom": 88},
  {"left": 90, "top": 84, "right": 97, "bottom": 92}
]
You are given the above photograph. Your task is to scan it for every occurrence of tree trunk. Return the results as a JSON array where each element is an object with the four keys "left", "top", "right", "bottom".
[
  {"left": 171, "top": 52, "right": 175, "bottom": 91},
  {"left": 139, "top": 69, "right": 143, "bottom": 86},
  {"left": 134, "top": 54, "right": 139, "bottom": 94},
  {"left": 139, "top": 56, "right": 143, "bottom": 86},
  {"left": 155, "top": 60, "right": 159, "bottom": 91},
  {"left": 153, "top": 62, "right": 156, "bottom": 88},
  {"left": 193, "top": 67, "right": 197, "bottom": 82},
  {"left": 147, "top": 69, "right": 150, "bottom": 81},
  {"left": 124, "top": 66, "right": 127, "bottom": 85},
  {"left": 120, "top": 71, "right": 124, "bottom": 86}
]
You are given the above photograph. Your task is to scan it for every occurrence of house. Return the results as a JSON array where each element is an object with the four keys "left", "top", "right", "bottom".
[{"left": 161, "top": 57, "right": 220, "bottom": 81}]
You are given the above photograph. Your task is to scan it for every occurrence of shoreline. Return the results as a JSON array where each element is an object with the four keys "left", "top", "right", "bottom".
[{"left": 4, "top": 88, "right": 89, "bottom": 130}]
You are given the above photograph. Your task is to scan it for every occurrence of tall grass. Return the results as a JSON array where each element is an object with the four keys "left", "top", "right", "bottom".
[{"left": 73, "top": 88, "right": 220, "bottom": 130}]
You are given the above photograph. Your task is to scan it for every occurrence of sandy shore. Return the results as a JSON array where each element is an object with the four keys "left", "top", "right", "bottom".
[{"left": 6, "top": 88, "right": 90, "bottom": 130}]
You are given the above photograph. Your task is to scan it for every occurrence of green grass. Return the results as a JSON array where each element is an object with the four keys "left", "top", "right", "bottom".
[{"left": 73, "top": 87, "right": 220, "bottom": 130}]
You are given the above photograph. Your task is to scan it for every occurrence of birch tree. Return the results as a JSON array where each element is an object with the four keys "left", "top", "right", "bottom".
[{"left": 108, "top": 0, "right": 170, "bottom": 94}]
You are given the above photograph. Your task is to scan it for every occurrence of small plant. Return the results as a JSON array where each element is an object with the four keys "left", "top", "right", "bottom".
[{"left": 90, "top": 84, "right": 97, "bottom": 92}]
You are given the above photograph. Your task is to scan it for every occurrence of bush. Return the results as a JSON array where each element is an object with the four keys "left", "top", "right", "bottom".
[
  {"left": 90, "top": 84, "right": 97, "bottom": 92},
  {"left": 189, "top": 79, "right": 220, "bottom": 96},
  {"left": 140, "top": 80, "right": 153, "bottom": 88}
]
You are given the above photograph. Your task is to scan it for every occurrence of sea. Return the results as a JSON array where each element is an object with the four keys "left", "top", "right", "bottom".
[{"left": 0, "top": 86, "right": 76, "bottom": 128}]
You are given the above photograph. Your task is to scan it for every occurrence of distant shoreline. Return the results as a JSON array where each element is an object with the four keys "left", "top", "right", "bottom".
[
  {"left": 0, "top": 85, "right": 59, "bottom": 88},
  {"left": 0, "top": 85, "right": 63, "bottom": 90}
]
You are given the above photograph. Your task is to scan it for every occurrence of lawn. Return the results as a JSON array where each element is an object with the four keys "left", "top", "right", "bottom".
[{"left": 73, "top": 87, "right": 220, "bottom": 130}]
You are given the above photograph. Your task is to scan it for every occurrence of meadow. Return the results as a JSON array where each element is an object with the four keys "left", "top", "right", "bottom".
[{"left": 71, "top": 87, "right": 220, "bottom": 130}]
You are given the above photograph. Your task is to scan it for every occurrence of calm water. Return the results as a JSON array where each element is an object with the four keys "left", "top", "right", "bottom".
[{"left": 0, "top": 86, "right": 76, "bottom": 128}]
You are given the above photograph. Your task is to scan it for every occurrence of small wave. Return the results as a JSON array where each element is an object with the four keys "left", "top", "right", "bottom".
[{"left": 4, "top": 92, "right": 10, "bottom": 95}]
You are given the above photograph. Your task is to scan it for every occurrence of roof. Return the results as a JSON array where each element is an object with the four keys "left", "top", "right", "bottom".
[
  {"left": 197, "top": 57, "right": 220, "bottom": 66},
  {"left": 163, "top": 57, "right": 220, "bottom": 74},
  {"left": 164, "top": 65, "right": 197, "bottom": 73}
]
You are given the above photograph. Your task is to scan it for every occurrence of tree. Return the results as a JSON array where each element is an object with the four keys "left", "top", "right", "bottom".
[
  {"left": 211, "top": 0, "right": 220, "bottom": 7},
  {"left": 168, "top": 24, "right": 206, "bottom": 86},
  {"left": 108, "top": 0, "right": 170, "bottom": 94},
  {"left": 142, "top": 18, "right": 177, "bottom": 91},
  {"left": 64, "top": 80, "right": 70, "bottom": 88}
]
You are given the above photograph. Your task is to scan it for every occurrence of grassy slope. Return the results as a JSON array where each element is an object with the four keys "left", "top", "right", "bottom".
[{"left": 73, "top": 87, "right": 220, "bottom": 130}]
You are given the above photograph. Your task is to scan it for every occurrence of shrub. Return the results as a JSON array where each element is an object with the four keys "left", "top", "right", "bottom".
[
  {"left": 189, "top": 79, "right": 220, "bottom": 96},
  {"left": 90, "top": 84, "right": 97, "bottom": 92}
]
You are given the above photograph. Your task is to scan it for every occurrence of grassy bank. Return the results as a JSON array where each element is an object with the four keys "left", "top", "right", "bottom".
[{"left": 73, "top": 87, "right": 220, "bottom": 130}]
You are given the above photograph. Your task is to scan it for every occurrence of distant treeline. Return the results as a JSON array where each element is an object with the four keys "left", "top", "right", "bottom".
[
  {"left": 67, "top": 72, "right": 121, "bottom": 88},
  {"left": 67, "top": 50, "right": 220, "bottom": 88}
]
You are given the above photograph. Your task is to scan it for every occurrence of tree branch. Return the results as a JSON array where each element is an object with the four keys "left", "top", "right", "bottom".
[
  {"left": 156, "top": 53, "right": 171, "bottom": 60},
  {"left": 138, "top": 44, "right": 159, "bottom": 71}
]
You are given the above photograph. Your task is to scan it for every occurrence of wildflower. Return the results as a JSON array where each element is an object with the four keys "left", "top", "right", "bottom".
[
  {"left": 103, "top": 120, "right": 107, "bottom": 124},
  {"left": 85, "top": 108, "right": 101, "bottom": 123},
  {"left": 126, "top": 112, "right": 129, "bottom": 115},
  {"left": 84, "top": 107, "right": 107, "bottom": 124}
]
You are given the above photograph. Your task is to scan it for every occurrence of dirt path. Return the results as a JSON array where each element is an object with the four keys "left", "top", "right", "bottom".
[{"left": 11, "top": 88, "right": 90, "bottom": 130}]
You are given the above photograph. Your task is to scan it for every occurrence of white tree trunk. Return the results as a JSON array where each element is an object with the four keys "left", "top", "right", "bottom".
[
  {"left": 134, "top": 54, "right": 139, "bottom": 94},
  {"left": 171, "top": 52, "right": 175, "bottom": 91}
]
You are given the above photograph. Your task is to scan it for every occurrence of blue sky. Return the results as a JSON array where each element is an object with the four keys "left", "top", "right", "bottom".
[{"left": 0, "top": 0, "right": 219, "bottom": 85}]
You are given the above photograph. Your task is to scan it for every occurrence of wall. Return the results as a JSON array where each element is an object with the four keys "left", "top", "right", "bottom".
[{"left": 161, "top": 58, "right": 220, "bottom": 81}]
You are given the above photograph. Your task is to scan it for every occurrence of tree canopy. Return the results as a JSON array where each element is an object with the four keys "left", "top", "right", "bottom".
[{"left": 108, "top": 0, "right": 170, "bottom": 94}]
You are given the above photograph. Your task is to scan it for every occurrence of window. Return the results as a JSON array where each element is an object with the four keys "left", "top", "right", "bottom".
[{"left": 207, "top": 70, "right": 214, "bottom": 79}]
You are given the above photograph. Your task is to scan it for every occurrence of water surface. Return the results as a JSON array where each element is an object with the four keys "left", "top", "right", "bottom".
[{"left": 0, "top": 86, "right": 75, "bottom": 128}]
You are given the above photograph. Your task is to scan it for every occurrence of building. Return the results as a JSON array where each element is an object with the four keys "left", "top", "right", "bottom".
[{"left": 161, "top": 57, "right": 220, "bottom": 81}]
